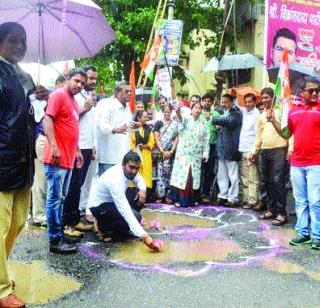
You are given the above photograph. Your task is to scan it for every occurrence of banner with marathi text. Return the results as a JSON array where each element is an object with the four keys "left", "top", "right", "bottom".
[{"left": 265, "top": 0, "right": 320, "bottom": 71}]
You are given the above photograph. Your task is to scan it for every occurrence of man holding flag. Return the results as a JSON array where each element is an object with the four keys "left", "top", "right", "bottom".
[{"left": 269, "top": 76, "right": 320, "bottom": 249}]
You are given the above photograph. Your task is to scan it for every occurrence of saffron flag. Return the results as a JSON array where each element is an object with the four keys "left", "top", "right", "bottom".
[
  {"left": 141, "top": 35, "right": 162, "bottom": 80},
  {"left": 274, "top": 48, "right": 293, "bottom": 133},
  {"left": 129, "top": 61, "right": 136, "bottom": 113},
  {"left": 178, "top": 64, "right": 195, "bottom": 80}
]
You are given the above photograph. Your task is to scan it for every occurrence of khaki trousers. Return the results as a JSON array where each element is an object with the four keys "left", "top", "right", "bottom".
[
  {"left": 31, "top": 134, "right": 47, "bottom": 224},
  {"left": 0, "top": 185, "right": 30, "bottom": 299},
  {"left": 240, "top": 152, "right": 259, "bottom": 205}
]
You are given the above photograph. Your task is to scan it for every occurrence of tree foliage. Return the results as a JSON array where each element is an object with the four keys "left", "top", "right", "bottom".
[{"left": 77, "top": 0, "right": 223, "bottom": 93}]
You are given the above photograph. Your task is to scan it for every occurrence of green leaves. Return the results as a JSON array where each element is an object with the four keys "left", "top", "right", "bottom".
[{"left": 76, "top": 0, "right": 223, "bottom": 91}]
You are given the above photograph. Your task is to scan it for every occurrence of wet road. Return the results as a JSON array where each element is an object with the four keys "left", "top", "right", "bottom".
[{"left": 11, "top": 204, "right": 320, "bottom": 307}]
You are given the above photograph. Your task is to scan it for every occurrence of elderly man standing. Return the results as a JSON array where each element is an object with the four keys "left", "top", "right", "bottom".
[
  {"left": 95, "top": 81, "right": 138, "bottom": 176},
  {"left": 43, "top": 68, "right": 86, "bottom": 254},
  {"left": 212, "top": 94, "right": 242, "bottom": 207}
]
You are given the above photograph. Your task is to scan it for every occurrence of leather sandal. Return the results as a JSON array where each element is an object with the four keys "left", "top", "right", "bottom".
[
  {"left": 271, "top": 214, "right": 288, "bottom": 226},
  {"left": 165, "top": 197, "right": 173, "bottom": 204},
  {"left": 260, "top": 211, "right": 275, "bottom": 220},
  {"left": 254, "top": 202, "right": 267, "bottom": 212}
]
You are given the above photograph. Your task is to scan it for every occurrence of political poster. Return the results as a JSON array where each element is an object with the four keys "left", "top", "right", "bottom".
[
  {"left": 265, "top": 0, "right": 320, "bottom": 71},
  {"left": 156, "top": 19, "right": 184, "bottom": 66}
]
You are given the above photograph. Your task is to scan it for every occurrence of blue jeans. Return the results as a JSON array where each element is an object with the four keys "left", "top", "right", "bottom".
[
  {"left": 291, "top": 165, "right": 320, "bottom": 239},
  {"left": 44, "top": 164, "right": 72, "bottom": 244}
]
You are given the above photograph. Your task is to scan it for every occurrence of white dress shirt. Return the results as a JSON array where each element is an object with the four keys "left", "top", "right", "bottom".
[
  {"left": 75, "top": 90, "right": 95, "bottom": 149},
  {"left": 95, "top": 96, "right": 133, "bottom": 164},
  {"left": 88, "top": 164, "right": 147, "bottom": 238},
  {"left": 238, "top": 107, "right": 260, "bottom": 153}
]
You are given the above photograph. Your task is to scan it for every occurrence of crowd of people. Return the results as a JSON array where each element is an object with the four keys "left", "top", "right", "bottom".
[{"left": 1, "top": 21, "right": 320, "bottom": 308}]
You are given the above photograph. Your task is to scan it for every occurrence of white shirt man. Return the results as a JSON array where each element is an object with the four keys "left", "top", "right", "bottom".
[
  {"left": 95, "top": 82, "right": 133, "bottom": 176},
  {"left": 88, "top": 152, "right": 161, "bottom": 251},
  {"left": 88, "top": 164, "right": 146, "bottom": 237},
  {"left": 238, "top": 94, "right": 260, "bottom": 208}
]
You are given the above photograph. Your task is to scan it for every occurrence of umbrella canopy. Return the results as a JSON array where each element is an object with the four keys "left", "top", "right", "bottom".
[
  {"left": 227, "top": 86, "right": 261, "bottom": 107},
  {"left": 268, "top": 62, "right": 320, "bottom": 85},
  {"left": 202, "top": 53, "right": 263, "bottom": 72},
  {"left": 0, "top": 0, "right": 115, "bottom": 64}
]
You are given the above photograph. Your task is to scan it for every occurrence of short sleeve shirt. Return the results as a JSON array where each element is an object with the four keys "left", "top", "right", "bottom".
[
  {"left": 288, "top": 102, "right": 320, "bottom": 167},
  {"left": 43, "top": 88, "right": 80, "bottom": 169}
]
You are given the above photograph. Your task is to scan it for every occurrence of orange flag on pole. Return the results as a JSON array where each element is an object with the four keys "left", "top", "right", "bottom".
[{"left": 129, "top": 61, "right": 136, "bottom": 113}]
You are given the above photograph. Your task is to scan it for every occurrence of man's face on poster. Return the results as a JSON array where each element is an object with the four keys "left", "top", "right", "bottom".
[{"left": 271, "top": 36, "right": 297, "bottom": 66}]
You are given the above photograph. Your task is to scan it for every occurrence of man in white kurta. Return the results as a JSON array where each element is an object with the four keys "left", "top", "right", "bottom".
[{"left": 95, "top": 81, "right": 133, "bottom": 176}]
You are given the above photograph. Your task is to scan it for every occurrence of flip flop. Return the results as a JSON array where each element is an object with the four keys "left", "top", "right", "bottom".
[
  {"left": 271, "top": 215, "right": 288, "bottom": 226},
  {"left": 260, "top": 211, "right": 275, "bottom": 220}
]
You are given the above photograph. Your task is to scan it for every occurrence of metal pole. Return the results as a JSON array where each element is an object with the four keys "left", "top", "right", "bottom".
[
  {"left": 232, "top": 0, "right": 238, "bottom": 85},
  {"left": 167, "top": 0, "right": 175, "bottom": 19},
  {"left": 137, "top": 0, "right": 164, "bottom": 87}
]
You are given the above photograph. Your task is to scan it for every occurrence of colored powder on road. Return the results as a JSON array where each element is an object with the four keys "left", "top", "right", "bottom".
[
  {"left": 9, "top": 261, "right": 81, "bottom": 305},
  {"left": 142, "top": 211, "right": 214, "bottom": 230},
  {"left": 259, "top": 228, "right": 296, "bottom": 248},
  {"left": 112, "top": 239, "right": 245, "bottom": 266},
  {"left": 261, "top": 258, "right": 320, "bottom": 281}
]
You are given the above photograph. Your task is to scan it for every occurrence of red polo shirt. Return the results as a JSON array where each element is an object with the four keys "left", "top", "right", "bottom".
[
  {"left": 288, "top": 102, "right": 320, "bottom": 167},
  {"left": 43, "top": 88, "right": 80, "bottom": 169}
]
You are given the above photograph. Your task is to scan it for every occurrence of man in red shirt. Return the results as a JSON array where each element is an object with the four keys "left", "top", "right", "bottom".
[
  {"left": 269, "top": 77, "right": 320, "bottom": 249},
  {"left": 43, "top": 68, "right": 85, "bottom": 254}
]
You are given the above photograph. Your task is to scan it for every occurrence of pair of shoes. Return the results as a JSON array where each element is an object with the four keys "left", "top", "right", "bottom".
[
  {"left": 32, "top": 222, "right": 47, "bottom": 228},
  {"left": 64, "top": 226, "right": 83, "bottom": 238},
  {"left": 49, "top": 239, "right": 77, "bottom": 254},
  {"left": 85, "top": 214, "right": 95, "bottom": 223},
  {"left": 289, "top": 233, "right": 311, "bottom": 246},
  {"left": 227, "top": 201, "right": 239, "bottom": 207},
  {"left": 253, "top": 202, "right": 267, "bottom": 212},
  {"left": 155, "top": 199, "right": 163, "bottom": 203},
  {"left": 311, "top": 238, "right": 320, "bottom": 250},
  {"left": 0, "top": 294, "right": 25, "bottom": 308},
  {"left": 63, "top": 234, "right": 81, "bottom": 244},
  {"left": 202, "top": 196, "right": 210, "bottom": 204},
  {"left": 271, "top": 214, "right": 288, "bottom": 226},
  {"left": 242, "top": 203, "right": 254, "bottom": 209},
  {"left": 165, "top": 197, "right": 173, "bottom": 204},
  {"left": 260, "top": 211, "right": 275, "bottom": 220},
  {"left": 174, "top": 202, "right": 181, "bottom": 208},
  {"left": 216, "top": 198, "right": 227, "bottom": 206},
  {"left": 96, "top": 232, "right": 113, "bottom": 243},
  {"left": 74, "top": 221, "right": 94, "bottom": 232}
]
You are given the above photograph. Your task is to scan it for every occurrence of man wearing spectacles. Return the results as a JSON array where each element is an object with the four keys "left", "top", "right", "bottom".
[
  {"left": 95, "top": 81, "right": 140, "bottom": 176},
  {"left": 268, "top": 77, "right": 320, "bottom": 250}
]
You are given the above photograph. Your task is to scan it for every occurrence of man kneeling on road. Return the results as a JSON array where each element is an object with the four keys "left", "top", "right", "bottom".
[{"left": 88, "top": 151, "right": 161, "bottom": 252}]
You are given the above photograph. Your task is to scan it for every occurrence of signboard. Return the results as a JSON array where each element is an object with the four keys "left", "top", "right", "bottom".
[
  {"left": 265, "top": 0, "right": 320, "bottom": 71},
  {"left": 157, "top": 67, "right": 172, "bottom": 99},
  {"left": 156, "top": 19, "right": 184, "bottom": 66}
]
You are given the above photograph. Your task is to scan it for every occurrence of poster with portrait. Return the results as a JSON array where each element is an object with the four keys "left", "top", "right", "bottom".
[
  {"left": 265, "top": 0, "right": 320, "bottom": 71},
  {"left": 156, "top": 19, "right": 184, "bottom": 66}
]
